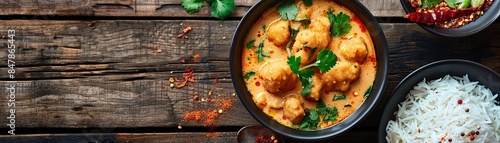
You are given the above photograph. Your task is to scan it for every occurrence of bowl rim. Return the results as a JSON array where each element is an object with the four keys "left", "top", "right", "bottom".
[
  {"left": 230, "top": 0, "right": 389, "bottom": 141},
  {"left": 400, "top": 0, "right": 500, "bottom": 38},
  {"left": 377, "top": 59, "right": 500, "bottom": 143}
]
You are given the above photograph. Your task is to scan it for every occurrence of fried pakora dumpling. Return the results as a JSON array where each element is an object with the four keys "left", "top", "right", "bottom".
[
  {"left": 296, "top": 2, "right": 312, "bottom": 19},
  {"left": 258, "top": 60, "right": 298, "bottom": 94},
  {"left": 267, "top": 20, "right": 290, "bottom": 47},
  {"left": 321, "top": 61, "right": 361, "bottom": 92},
  {"left": 306, "top": 74, "right": 323, "bottom": 101},
  {"left": 291, "top": 17, "right": 331, "bottom": 65},
  {"left": 340, "top": 37, "right": 368, "bottom": 63},
  {"left": 283, "top": 95, "right": 305, "bottom": 124}
]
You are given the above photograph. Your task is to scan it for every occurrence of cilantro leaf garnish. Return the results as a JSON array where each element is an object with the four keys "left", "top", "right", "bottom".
[
  {"left": 302, "top": 0, "right": 312, "bottom": 7},
  {"left": 278, "top": 0, "right": 299, "bottom": 20},
  {"left": 327, "top": 9, "right": 352, "bottom": 37},
  {"left": 314, "top": 49, "right": 337, "bottom": 72},
  {"left": 256, "top": 40, "right": 270, "bottom": 63},
  {"left": 243, "top": 71, "right": 256, "bottom": 80},
  {"left": 364, "top": 85, "right": 373, "bottom": 98},
  {"left": 181, "top": 0, "right": 235, "bottom": 19},
  {"left": 246, "top": 39, "right": 256, "bottom": 49},
  {"left": 181, "top": 0, "right": 204, "bottom": 14},
  {"left": 288, "top": 49, "right": 337, "bottom": 96},
  {"left": 286, "top": 24, "right": 300, "bottom": 57},
  {"left": 209, "top": 0, "right": 236, "bottom": 19},
  {"left": 333, "top": 94, "right": 346, "bottom": 101},
  {"left": 287, "top": 56, "right": 301, "bottom": 73},
  {"left": 322, "top": 106, "right": 338, "bottom": 122},
  {"left": 298, "top": 100, "right": 339, "bottom": 130}
]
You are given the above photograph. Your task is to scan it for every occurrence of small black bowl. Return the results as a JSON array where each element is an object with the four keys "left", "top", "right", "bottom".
[
  {"left": 230, "top": 0, "right": 388, "bottom": 141},
  {"left": 400, "top": 0, "right": 500, "bottom": 37},
  {"left": 378, "top": 59, "right": 500, "bottom": 143}
]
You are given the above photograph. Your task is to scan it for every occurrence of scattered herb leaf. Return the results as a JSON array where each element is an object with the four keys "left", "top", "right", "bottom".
[
  {"left": 299, "top": 100, "right": 338, "bottom": 130},
  {"left": 302, "top": 0, "right": 312, "bottom": 7},
  {"left": 278, "top": 0, "right": 299, "bottom": 20},
  {"left": 327, "top": 9, "right": 352, "bottom": 37},
  {"left": 246, "top": 39, "right": 256, "bottom": 49},
  {"left": 364, "top": 85, "right": 373, "bottom": 98},
  {"left": 333, "top": 94, "right": 346, "bottom": 101},
  {"left": 256, "top": 40, "right": 270, "bottom": 63},
  {"left": 287, "top": 56, "right": 301, "bottom": 74},
  {"left": 181, "top": 0, "right": 204, "bottom": 14},
  {"left": 262, "top": 25, "right": 267, "bottom": 32},
  {"left": 243, "top": 71, "right": 256, "bottom": 80},
  {"left": 209, "top": 0, "right": 236, "bottom": 19}
]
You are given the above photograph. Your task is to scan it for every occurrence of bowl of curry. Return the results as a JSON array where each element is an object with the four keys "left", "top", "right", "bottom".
[{"left": 230, "top": 0, "right": 388, "bottom": 140}]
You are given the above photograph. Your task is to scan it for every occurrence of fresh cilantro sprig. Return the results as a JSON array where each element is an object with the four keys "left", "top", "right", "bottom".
[
  {"left": 278, "top": 0, "right": 299, "bottom": 20},
  {"left": 288, "top": 49, "right": 337, "bottom": 96},
  {"left": 286, "top": 24, "right": 301, "bottom": 57},
  {"left": 181, "top": 0, "right": 235, "bottom": 19},
  {"left": 299, "top": 100, "right": 339, "bottom": 130},
  {"left": 364, "top": 85, "right": 373, "bottom": 98},
  {"left": 327, "top": 9, "right": 352, "bottom": 37},
  {"left": 256, "top": 40, "right": 270, "bottom": 63}
]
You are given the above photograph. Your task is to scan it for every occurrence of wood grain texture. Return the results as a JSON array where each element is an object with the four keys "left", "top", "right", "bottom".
[{"left": 0, "top": 0, "right": 405, "bottom": 18}]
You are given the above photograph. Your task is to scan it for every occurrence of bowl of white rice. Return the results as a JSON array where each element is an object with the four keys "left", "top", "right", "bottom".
[{"left": 378, "top": 59, "right": 500, "bottom": 143}]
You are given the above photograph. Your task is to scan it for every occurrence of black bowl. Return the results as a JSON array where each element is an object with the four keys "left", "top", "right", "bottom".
[
  {"left": 400, "top": 0, "right": 500, "bottom": 37},
  {"left": 230, "top": 0, "right": 388, "bottom": 141},
  {"left": 378, "top": 59, "right": 500, "bottom": 143}
]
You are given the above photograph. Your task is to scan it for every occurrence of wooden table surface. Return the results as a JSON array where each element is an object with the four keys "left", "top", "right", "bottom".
[{"left": 0, "top": 0, "right": 498, "bottom": 142}]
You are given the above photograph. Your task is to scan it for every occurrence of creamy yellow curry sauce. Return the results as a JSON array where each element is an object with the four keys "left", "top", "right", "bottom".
[{"left": 241, "top": 0, "right": 376, "bottom": 130}]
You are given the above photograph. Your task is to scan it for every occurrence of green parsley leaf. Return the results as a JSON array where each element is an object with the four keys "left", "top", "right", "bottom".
[
  {"left": 317, "top": 99, "right": 326, "bottom": 108},
  {"left": 364, "top": 85, "right": 373, "bottom": 98},
  {"left": 422, "top": 0, "right": 442, "bottom": 8},
  {"left": 246, "top": 39, "right": 256, "bottom": 49},
  {"left": 298, "top": 70, "right": 313, "bottom": 96},
  {"left": 181, "top": 0, "right": 204, "bottom": 14},
  {"left": 322, "top": 107, "right": 338, "bottom": 122},
  {"left": 210, "top": 0, "right": 236, "bottom": 19},
  {"left": 302, "top": 0, "right": 312, "bottom": 7},
  {"left": 243, "top": 71, "right": 256, "bottom": 80},
  {"left": 315, "top": 49, "right": 337, "bottom": 73},
  {"left": 333, "top": 94, "right": 346, "bottom": 101},
  {"left": 256, "top": 40, "right": 270, "bottom": 63},
  {"left": 278, "top": 0, "right": 299, "bottom": 20},
  {"left": 287, "top": 56, "right": 301, "bottom": 74},
  {"left": 327, "top": 9, "right": 352, "bottom": 37}
]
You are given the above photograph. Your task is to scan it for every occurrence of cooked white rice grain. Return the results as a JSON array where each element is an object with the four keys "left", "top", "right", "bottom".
[{"left": 386, "top": 75, "right": 500, "bottom": 143}]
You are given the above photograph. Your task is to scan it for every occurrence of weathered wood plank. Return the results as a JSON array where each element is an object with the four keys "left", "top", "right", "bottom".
[
  {"left": 0, "top": 20, "right": 499, "bottom": 130},
  {"left": 0, "top": 0, "right": 405, "bottom": 18},
  {"left": 0, "top": 131, "right": 376, "bottom": 143}
]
